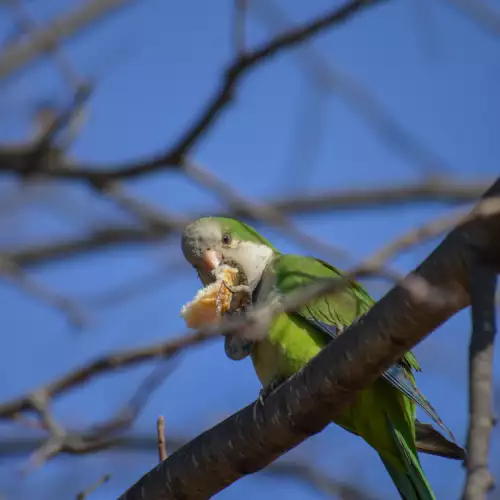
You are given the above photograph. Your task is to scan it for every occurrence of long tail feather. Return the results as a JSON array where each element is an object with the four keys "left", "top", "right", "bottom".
[
  {"left": 415, "top": 421, "right": 466, "bottom": 461},
  {"left": 381, "top": 414, "right": 436, "bottom": 500},
  {"left": 307, "top": 317, "right": 456, "bottom": 442}
]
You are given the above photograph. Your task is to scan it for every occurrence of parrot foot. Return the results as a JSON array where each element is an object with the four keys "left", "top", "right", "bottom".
[
  {"left": 221, "top": 281, "right": 252, "bottom": 317},
  {"left": 222, "top": 282, "right": 251, "bottom": 305},
  {"left": 258, "top": 376, "right": 287, "bottom": 406},
  {"left": 222, "top": 282, "right": 251, "bottom": 295}
]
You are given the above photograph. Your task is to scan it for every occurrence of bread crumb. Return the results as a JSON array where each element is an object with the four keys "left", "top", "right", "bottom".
[{"left": 180, "top": 265, "right": 239, "bottom": 329}]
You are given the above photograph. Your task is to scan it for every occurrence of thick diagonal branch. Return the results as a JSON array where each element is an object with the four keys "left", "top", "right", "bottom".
[{"left": 118, "top": 181, "right": 500, "bottom": 499}]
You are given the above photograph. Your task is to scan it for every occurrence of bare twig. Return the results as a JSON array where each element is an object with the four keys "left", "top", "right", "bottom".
[
  {"left": 0, "top": 431, "right": 375, "bottom": 499},
  {"left": 0, "top": 254, "right": 86, "bottom": 327},
  {"left": 80, "top": 256, "right": 188, "bottom": 310},
  {"left": 260, "top": 178, "right": 489, "bottom": 214},
  {"left": 2, "top": 193, "right": 499, "bottom": 423},
  {"left": 360, "top": 197, "right": 500, "bottom": 272},
  {"left": 234, "top": 0, "right": 247, "bottom": 56},
  {"left": 0, "top": 0, "right": 386, "bottom": 183},
  {"left": 76, "top": 473, "right": 111, "bottom": 500},
  {"left": 445, "top": 0, "right": 500, "bottom": 37},
  {"left": 21, "top": 86, "right": 92, "bottom": 177},
  {"left": 0, "top": 349, "right": 179, "bottom": 420},
  {"left": 183, "top": 160, "right": 349, "bottom": 261},
  {"left": 462, "top": 266, "right": 497, "bottom": 500},
  {"left": 157, "top": 416, "right": 167, "bottom": 461},
  {"left": 265, "top": 462, "right": 378, "bottom": 500},
  {"left": 1, "top": 178, "right": 488, "bottom": 268},
  {"left": 6, "top": 0, "right": 84, "bottom": 89},
  {"left": 251, "top": 0, "right": 453, "bottom": 177},
  {"left": 3, "top": 225, "right": 174, "bottom": 268},
  {"left": 0, "top": 0, "right": 136, "bottom": 80}
]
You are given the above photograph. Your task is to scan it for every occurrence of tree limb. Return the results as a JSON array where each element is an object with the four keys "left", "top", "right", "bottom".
[
  {"left": 2, "top": 179, "right": 489, "bottom": 268},
  {"left": 0, "top": 254, "right": 86, "bottom": 327},
  {"left": 118, "top": 178, "right": 500, "bottom": 499},
  {"left": 0, "top": 0, "right": 387, "bottom": 183},
  {"left": 0, "top": 0, "right": 136, "bottom": 80},
  {"left": 462, "top": 266, "right": 497, "bottom": 499},
  {"left": 75, "top": 473, "right": 111, "bottom": 500}
]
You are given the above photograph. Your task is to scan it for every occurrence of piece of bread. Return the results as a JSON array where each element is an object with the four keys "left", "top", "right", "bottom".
[{"left": 180, "top": 265, "right": 239, "bottom": 329}]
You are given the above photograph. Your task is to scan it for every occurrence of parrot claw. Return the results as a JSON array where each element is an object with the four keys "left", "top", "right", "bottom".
[
  {"left": 258, "top": 377, "right": 287, "bottom": 406},
  {"left": 222, "top": 282, "right": 251, "bottom": 306},
  {"left": 222, "top": 282, "right": 250, "bottom": 295}
]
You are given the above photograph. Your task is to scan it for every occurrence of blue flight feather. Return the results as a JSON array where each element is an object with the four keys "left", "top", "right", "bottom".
[{"left": 305, "top": 316, "right": 456, "bottom": 443}]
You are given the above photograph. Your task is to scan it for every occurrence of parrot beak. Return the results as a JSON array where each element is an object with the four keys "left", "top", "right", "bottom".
[{"left": 202, "top": 249, "right": 222, "bottom": 273}]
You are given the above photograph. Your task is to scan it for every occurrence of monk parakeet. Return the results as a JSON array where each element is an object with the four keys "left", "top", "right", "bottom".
[{"left": 181, "top": 216, "right": 464, "bottom": 500}]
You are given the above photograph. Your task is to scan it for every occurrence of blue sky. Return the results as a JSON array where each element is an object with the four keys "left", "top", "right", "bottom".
[{"left": 0, "top": 0, "right": 499, "bottom": 498}]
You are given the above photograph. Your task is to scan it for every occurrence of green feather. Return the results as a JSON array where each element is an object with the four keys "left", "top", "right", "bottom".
[
  {"left": 181, "top": 217, "right": 459, "bottom": 499},
  {"left": 197, "top": 216, "right": 280, "bottom": 252},
  {"left": 251, "top": 254, "right": 439, "bottom": 500}
]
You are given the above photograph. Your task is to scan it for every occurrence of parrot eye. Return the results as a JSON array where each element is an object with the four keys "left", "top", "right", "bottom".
[{"left": 221, "top": 233, "right": 232, "bottom": 246}]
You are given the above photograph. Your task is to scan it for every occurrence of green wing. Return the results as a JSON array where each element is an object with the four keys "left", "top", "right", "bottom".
[{"left": 271, "top": 254, "right": 454, "bottom": 441}]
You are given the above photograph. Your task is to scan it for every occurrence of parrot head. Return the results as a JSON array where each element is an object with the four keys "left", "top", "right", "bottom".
[{"left": 181, "top": 217, "right": 278, "bottom": 290}]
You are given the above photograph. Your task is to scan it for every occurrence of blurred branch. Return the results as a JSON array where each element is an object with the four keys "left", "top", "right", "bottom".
[
  {"left": 1, "top": 186, "right": 495, "bottom": 480},
  {"left": 0, "top": 0, "right": 386, "bottom": 183},
  {"left": 4, "top": 193, "right": 499, "bottom": 423},
  {"left": 118, "top": 179, "right": 500, "bottom": 499},
  {"left": 252, "top": 0, "right": 453, "bottom": 178},
  {"left": 184, "top": 160, "right": 349, "bottom": 261},
  {"left": 21, "top": 86, "right": 92, "bottom": 177},
  {"left": 2, "top": 178, "right": 489, "bottom": 268},
  {"left": 0, "top": 433, "right": 376, "bottom": 500},
  {"left": 265, "top": 462, "right": 378, "bottom": 500},
  {"left": 6, "top": 0, "right": 84, "bottom": 90},
  {"left": 233, "top": 0, "right": 247, "bottom": 57},
  {"left": 80, "top": 256, "right": 188, "bottom": 310},
  {"left": 0, "top": 345, "right": 184, "bottom": 420},
  {"left": 2, "top": 226, "right": 167, "bottom": 267},
  {"left": 445, "top": 0, "right": 500, "bottom": 37},
  {"left": 360, "top": 201, "right": 496, "bottom": 272},
  {"left": 0, "top": 0, "right": 136, "bottom": 80},
  {"left": 0, "top": 359, "right": 176, "bottom": 472},
  {"left": 255, "top": 178, "right": 488, "bottom": 215},
  {"left": 0, "top": 254, "right": 86, "bottom": 327},
  {"left": 462, "top": 267, "right": 497, "bottom": 500},
  {"left": 0, "top": 425, "right": 463, "bottom": 462},
  {"left": 75, "top": 474, "right": 111, "bottom": 500}
]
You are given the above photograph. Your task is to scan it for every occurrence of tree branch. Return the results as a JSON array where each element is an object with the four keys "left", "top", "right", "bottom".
[
  {"left": 0, "top": 0, "right": 136, "bottom": 80},
  {"left": 0, "top": 254, "right": 86, "bottom": 327},
  {"left": 2, "top": 179, "right": 489, "bottom": 268},
  {"left": 445, "top": 0, "right": 500, "bottom": 37},
  {"left": 0, "top": 433, "right": 376, "bottom": 499},
  {"left": 157, "top": 416, "right": 167, "bottom": 462},
  {"left": 462, "top": 266, "right": 497, "bottom": 499},
  {"left": 0, "top": 0, "right": 386, "bottom": 183},
  {"left": 4, "top": 191, "right": 497, "bottom": 421},
  {"left": 183, "top": 160, "right": 348, "bottom": 260},
  {"left": 75, "top": 473, "right": 111, "bottom": 500},
  {"left": 118, "top": 180, "right": 500, "bottom": 499}
]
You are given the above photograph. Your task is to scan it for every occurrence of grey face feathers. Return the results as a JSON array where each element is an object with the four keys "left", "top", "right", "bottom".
[
  {"left": 181, "top": 218, "right": 223, "bottom": 264},
  {"left": 181, "top": 218, "right": 275, "bottom": 291}
]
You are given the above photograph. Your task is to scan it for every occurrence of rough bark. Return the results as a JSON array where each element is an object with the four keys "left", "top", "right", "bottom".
[{"left": 119, "top": 180, "right": 500, "bottom": 499}]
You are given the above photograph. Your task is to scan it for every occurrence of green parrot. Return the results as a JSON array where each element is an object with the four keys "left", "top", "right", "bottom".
[{"left": 181, "top": 216, "right": 464, "bottom": 500}]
